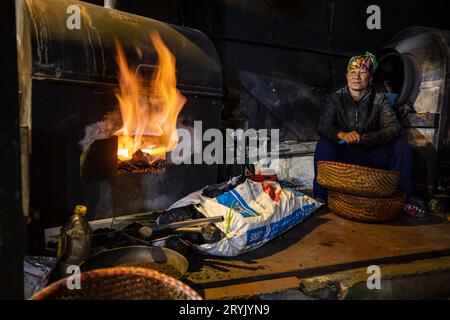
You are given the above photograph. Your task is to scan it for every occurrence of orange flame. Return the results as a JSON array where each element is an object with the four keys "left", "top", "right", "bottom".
[{"left": 114, "top": 32, "right": 186, "bottom": 161}]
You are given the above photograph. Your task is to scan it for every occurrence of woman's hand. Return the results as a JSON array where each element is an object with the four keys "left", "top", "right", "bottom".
[{"left": 338, "top": 131, "right": 361, "bottom": 144}]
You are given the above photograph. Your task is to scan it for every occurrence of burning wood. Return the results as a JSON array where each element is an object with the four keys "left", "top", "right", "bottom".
[{"left": 117, "top": 149, "right": 165, "bottom": 174}]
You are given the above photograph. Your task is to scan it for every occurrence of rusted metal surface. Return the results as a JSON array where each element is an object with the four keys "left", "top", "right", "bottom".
[{"left": 184, "top": 210, "right": 450, "bottom": 299}]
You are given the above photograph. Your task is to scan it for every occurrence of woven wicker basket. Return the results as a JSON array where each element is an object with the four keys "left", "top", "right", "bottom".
[
  {"left": 328, "top": 191, "right": 406, "bottom": 223},
  {"left": 31, "top": 267, "right": 202, "bottom": 300},
  {"left": 317, "top": 161, "right": 399, "bottom": 197}
]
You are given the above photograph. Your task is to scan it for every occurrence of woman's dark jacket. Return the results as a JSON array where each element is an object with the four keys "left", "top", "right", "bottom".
[{"left": 317, "top": 86, "right": 401, "bottom": 147}]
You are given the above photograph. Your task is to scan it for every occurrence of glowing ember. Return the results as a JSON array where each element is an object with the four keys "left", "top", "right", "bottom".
[{"left": 114, "top": 32, "right": 186, "bottom": 163}]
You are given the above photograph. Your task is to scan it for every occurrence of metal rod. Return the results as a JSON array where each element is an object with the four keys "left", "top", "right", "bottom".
[
  {"left": 208, "top": 34, "right": 355, "bottom": 58},
  {"left": 32, "top": 77, "right": 224, "bottom": 98},
  {"left": 175, "top": 227, "right": 203, "bottom": 234},
  {"left": 154, "top": 216, "right": 224, "bottom": 232}
]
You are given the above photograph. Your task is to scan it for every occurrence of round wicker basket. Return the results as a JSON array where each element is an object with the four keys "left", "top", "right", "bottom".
[
  {"left": 317, "top": 161, "right": 399, "bottom": 197},
  {"left": 329, "top": 191, "right": 406, "bottom": 223},
  {"left": 31, "top": 267, "right": 202, "bottom": 300}
]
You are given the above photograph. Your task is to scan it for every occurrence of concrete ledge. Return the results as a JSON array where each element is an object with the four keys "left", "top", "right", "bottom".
[
  {"left": 205, "top": 256, "right": 450, "bottom": 300},
  {"left": 298, "top": 255, "right": 450, "bottom": 299}
]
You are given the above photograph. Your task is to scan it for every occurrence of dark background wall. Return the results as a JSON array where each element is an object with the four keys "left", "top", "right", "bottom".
[
  {"left": 84, "top": 0, "right": 450, "bottom": 141},
  {"left": 89, "top": 0, "right": 450, "bottom": 55},
  {"left": 184, "top": 0, "right": 450, "bottom": 140}
]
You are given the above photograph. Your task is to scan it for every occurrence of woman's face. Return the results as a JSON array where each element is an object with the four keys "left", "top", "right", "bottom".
[{"left": 346, "top": 69, "right": 371, "bottom": 91}]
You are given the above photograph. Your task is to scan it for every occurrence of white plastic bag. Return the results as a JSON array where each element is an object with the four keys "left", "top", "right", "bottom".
[{"left": 169, "top": 178, "right": 321, "bottom": 257}]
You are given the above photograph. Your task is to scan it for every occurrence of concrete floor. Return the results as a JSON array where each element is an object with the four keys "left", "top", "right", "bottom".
[{"left": 183, "top": 208, "right": 450, "bottom": 299}]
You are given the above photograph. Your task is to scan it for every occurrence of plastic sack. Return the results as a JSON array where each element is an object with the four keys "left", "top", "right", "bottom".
[
  {"left": 24, "top": 256, "right": 57, "bottom": 299},
  {"left": 168, "top": 177, "right": 321, "bottom": 257}
]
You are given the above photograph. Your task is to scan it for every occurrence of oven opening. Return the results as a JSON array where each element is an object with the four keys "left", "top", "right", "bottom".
[
  {"left": 373, "top": 51, "right": 421, "bottom": 107},
  {"left": 80, "top": 32, "right": 186, "bottom": 181}
]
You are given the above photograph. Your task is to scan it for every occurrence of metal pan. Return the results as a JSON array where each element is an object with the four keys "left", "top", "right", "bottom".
[{"left": 79, "top": 245, "right": 189, "bottom": 279}]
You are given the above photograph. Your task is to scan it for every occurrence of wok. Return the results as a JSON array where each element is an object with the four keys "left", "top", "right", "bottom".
[{"left": 79, "top": 245, "right": 189, "bottom": 279}]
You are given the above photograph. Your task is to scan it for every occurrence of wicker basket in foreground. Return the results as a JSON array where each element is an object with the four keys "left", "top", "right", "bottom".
[
  {"left": 329, "top": 191, "right": 406, "bottom": 223},
  {"left": 317, "top": 161, "right": 399, "bottom": 197},
  {"left": 31, "top": 267, "right": 202, "bottom": 300}
]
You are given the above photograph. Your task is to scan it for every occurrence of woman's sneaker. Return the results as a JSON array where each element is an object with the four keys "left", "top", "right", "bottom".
[
  {"left": 315, "top": 197, "right": 326, "bottom": 206},
  {"left": 403, "top": 203, "right": 428, "bottom": 221}
]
